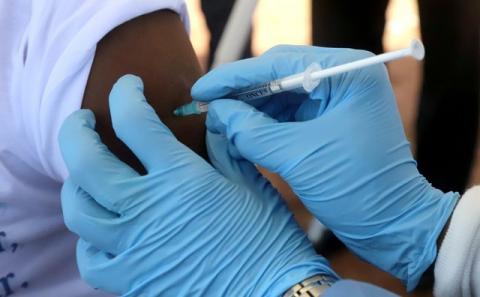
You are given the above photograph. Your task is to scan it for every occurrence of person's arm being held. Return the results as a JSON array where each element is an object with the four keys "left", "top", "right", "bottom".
[{"left": 82, "top": 10, "right": 207, "bottom": 173}]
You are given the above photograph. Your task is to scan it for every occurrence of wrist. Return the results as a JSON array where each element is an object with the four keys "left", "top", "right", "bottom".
[
  {"left": 437, "top": 213, "right": 453, "bottom": 249},
  {"left": 259, "top": 234, "right": 340, "bottom": 296},
  {"left": 367, "top": 177, "right": 459, "bottom": 291},
  {"left": 221, "top": 194, "right": 339, "bottom": 296},
  {"left": 415, "top": 211, "right": 453, "bottom": 290}
]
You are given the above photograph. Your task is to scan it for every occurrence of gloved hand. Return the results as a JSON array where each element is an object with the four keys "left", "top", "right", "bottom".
[
  {"left": 191, "top": 45, "right": 460, "bottom": 291},
  {"left": 58, "top": 75, "right": 337, "bottom": 297}
]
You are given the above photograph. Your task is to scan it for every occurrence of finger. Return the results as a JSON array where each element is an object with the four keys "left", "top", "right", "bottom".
[
  {"left": 59, "top": 109, "right": 139, "bottom": 213},
  {"left": 77, "top": 240, "right": 149, "bottom": 295},
  {"left": 206, "top": 131, "right": 281, "bottom": 200},
  {"left": 109, "top": 75, "right": 204, "bottom": 172},
  {"left": 61, "top": 179, "right": 126, "bottom": 254},
  {"left": 256, "top": 92, "right": 306, "bottom": 122},
  {"left": 76, "top": 240, "right": 125, "bottom": 294},
  {"left": 206, "top": 99, "right": 302, "bottom": 175}
]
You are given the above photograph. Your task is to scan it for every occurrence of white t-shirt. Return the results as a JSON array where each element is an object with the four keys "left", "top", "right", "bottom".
[{"left": 0, "top": 1, "right": 188, "bottom": 296}]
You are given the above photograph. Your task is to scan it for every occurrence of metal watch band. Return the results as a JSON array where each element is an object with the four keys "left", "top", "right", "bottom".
[{"left": 282, "top": 275, "right": 336, "bottom": 297}]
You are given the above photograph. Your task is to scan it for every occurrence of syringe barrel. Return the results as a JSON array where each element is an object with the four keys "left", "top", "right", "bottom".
[{"left": 233, "top": 80, "right": 282, "bottom": 102}]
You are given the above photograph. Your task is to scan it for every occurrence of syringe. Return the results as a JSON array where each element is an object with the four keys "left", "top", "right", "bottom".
[{"left": 174, "top": 39, "right": 425, "bottom": 116}]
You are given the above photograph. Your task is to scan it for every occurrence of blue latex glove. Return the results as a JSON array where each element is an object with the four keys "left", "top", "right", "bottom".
[
  {"left": 191, "top": 46, "right": 460, "bottom": 291},
  {"left": 58, "top": 75, "right": 338, "bottom": 297}
]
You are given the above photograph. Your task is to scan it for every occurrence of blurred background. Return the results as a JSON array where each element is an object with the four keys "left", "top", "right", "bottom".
[
  {"left": 188, "top": 0, "right": 418, "bottom": 61},
  {"left": 185, "top": 1, "right": 479, "bottom": 295}
]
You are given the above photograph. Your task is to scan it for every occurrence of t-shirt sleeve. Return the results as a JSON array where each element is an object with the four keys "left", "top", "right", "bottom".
[{"left": 18, "top": 0, "right": 189, "bottom": 182}]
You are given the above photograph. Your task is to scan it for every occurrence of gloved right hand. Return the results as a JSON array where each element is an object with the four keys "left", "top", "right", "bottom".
[{"left": 192, "top": 45, "right": 460, "bottom": 291}]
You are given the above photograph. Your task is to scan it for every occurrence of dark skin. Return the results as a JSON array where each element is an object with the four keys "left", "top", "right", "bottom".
[
  {"left": 82, "top": 10, "right": 206, "bottom": 174},
  {"left": 80, "top": 9, "right": 453, "bottom": 292}
]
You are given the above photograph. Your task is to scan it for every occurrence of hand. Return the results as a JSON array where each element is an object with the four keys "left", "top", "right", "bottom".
[
  {"left": 192, "top": 46, "right": 459, "bottom": 290},
  {"left": 58, "top": 75, "right": 337, "bottom": 296}
]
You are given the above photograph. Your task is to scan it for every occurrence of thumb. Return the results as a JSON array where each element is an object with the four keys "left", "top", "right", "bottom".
[
  {"left": 206, "top": 99, "right": 302, "bottom": 175},
  {"left": 206, "top": 131, "right": 281, "bottom": 200}
]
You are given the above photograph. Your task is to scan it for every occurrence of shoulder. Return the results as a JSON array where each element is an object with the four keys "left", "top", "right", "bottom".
[{"left": 16, "top": 1, "right": 191, "bottom": 180}]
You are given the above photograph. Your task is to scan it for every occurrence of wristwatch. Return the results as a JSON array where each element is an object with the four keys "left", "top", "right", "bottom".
[{"left": 283, "top": 275, "right": 336, "bottom": 297}]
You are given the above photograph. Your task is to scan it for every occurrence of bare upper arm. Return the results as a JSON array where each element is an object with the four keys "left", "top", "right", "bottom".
[{"left": 82, "top": 10, "right": 205, "bottom": 173}]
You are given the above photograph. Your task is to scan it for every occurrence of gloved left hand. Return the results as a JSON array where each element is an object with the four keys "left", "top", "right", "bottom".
[{"left": 58, "top": 75, "right": 337, "bottom": 297}]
